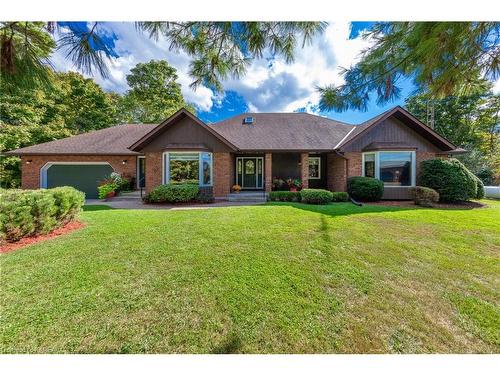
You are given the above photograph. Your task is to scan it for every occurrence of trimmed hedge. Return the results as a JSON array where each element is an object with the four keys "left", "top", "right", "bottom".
[
  {"left": 347, "top": 176, "right": 384, "bottom": 201},
  {"left": 145, "top": 184, "right": 199, "bottom": 203},
  {"left": 474, "top": 176, "right": 485, "bottom": 199},
  {"left": 268, "top": 191, "right": 301, "bottom": 202},
  {"left": 331, "top": 191, "right": 349, "bottom": 202},
  {"left": 410, "top": 186, "right": 439, "bottom": 207},
  {"left": 419, "top": 158, "right": 477, "bottom": 202},
  {"left": 300, "top": 189, "right": 333, "bottom": 204},
  {"left": 0, "top": 187, "right": 84, "bottom": 243}
]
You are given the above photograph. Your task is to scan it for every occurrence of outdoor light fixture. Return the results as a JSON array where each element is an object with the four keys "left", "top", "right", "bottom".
[
  {"left": 122, "top": 160, "right": 127, "bottom": 165},
  {"left": 26, "top": 159, "right": 32, "bottom": 164}
]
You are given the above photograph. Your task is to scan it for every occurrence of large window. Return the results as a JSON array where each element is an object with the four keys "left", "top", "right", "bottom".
[
  {"left": 308, "top": 157, "right": 321, "bottom": 179},
  {"left": 164, "top": 152, "right": 212, "bottom": 186},
  {"left": 362, "top": 151, "right": 415, "bottom": 187}
]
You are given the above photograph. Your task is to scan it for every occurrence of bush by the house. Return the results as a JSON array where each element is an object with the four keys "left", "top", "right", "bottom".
[
  {"left": 98, "top": 183, "right": 117, "bottom": 199},
  {"left": 145, "top": 184, "right": 199, "bottom": 203},
  {"left": 50, "top": 186, "right": 85, "bottom": 223},
  {"left": 0, "top": 187, "right": 84, "bottom": 243},
  {"left": 419, "top": 158, "right": 477, "bottom": 202},
  {"left": 474, "top": 176, "right": 485, "bottom": 199},
  {"left": 300, "top": 189, "right": 333, "bottom": 204},
  {"left": 196, "top": 187, "right": 215, "bottom": 204},
  {"left": 347, "top": 176, "right": 384, "bottom": 201},
  {"left": 476, "top": 167, "right": 494, "bottom": 186},
  {"left": 268, "top": 191, "right": 301, "bottom": 202},
  {"left": 331, "top": 192, "right": 349, "bottom": 202},
  {"left": 410, "top": 186, "right": 440, "bottom": 207}
]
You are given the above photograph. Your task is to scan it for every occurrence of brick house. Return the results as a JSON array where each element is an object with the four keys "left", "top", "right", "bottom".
[{"left": 5, "top": 106, "right": 463, "bottom": 199}]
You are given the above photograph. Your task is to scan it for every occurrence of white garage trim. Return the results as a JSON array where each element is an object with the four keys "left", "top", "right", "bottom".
[{"left": 40, "top": 162, "right": 113, "bottom": 188}]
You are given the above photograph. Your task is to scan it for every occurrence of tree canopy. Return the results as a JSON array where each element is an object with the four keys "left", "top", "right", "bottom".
[
  {"left": 119, "top": 60, "right": 194, "bottom": 123},
  {"left": 319, "top": 22, "right": 500, "bottom": 112}
]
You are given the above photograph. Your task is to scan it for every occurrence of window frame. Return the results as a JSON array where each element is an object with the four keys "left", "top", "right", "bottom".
[
  {"left": 362, "top": 151, "right": 416, "bottom": 187},
  {"left": 163, "top": 151, "right": 213, "bottom": 187},
  {"left": 308, "top": 156, "right": 321, "bottom": 180}
]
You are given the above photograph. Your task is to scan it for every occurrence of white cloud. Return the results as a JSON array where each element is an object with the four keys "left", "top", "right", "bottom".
[
  {"left": 493, "top": 78, "right": 500, "bottom": 94},
  {"left": 50, "top": 22, "right": 216, "bottom": 112},
  {"left": 50, "top": 22, "right": 373, "bottom": 114},
  {"left": 221, "top": 21, "right": 373, "bottom": 113}
]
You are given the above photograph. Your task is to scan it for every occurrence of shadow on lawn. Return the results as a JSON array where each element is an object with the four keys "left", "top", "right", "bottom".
[
  {"left": 265, "top": 201, "right": 413, "bottom": 219},
  {"left": 82, "top": 205, "right": 114, "bottom": 212},
  {"left": 211, "top": 333, "right": 242, "bottom": 354}
]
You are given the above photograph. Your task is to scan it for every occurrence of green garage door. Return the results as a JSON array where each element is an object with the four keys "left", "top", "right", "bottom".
[{"left": 46, "top": 164, "right": 114, "bottom": 199}]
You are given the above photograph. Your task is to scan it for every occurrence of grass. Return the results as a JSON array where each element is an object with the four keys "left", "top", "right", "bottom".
[{"left": 1, "top": 200, "right": 499, "bottom": 353}]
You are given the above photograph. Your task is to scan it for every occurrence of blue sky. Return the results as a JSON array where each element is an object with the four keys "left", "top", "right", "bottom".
[{"left": 53, "top": 21, "right": 418, "bottom": 124}]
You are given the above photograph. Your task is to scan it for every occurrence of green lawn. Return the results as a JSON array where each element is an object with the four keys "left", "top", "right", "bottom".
[{"left": 1, "top": 201, "right": 499, "bottom": 353}]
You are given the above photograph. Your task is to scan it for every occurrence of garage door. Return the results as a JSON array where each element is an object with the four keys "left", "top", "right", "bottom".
[{"left": 46, "top": 164, "right": 114, "bottom": 199}]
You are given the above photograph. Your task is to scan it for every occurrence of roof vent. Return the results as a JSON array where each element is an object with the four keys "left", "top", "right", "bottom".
[{"left": 243, "top": 116, "right": 254, "bottom": 124}]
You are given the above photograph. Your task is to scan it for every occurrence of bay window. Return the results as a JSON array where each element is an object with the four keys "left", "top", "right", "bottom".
[
  {"left": 164, "top": 152, "right": 213, "bottom": 186},
  {"left": 362, "top": 151, "right": 416, "bottom": 187}
]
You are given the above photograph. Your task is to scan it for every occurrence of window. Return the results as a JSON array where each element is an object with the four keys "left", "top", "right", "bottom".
[
  {"left": 308, "top": 157, "right": 321, "bottom": 179},
  {"left": 379, "top": 152, "right": 412, "bottom": 186},
  {"left": 164, "top": 152, "right": 212, "bottom": 186},
  {"left": 363, "top": 153, "right": 375, "bottom": 178},
  {"left": 245, "top": 160, "right": 255, "bottom": 174},
  {"left": 362, "top": 151, "right": 415, "bottom": 187}
]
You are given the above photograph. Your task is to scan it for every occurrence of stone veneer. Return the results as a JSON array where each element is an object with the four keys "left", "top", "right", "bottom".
[{"left": 20, "top": 155, "right": 137, "bottom": 190}]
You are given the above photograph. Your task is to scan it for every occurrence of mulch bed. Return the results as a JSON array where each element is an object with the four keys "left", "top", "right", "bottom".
[
  {"left": 0, "top": 221, "right": 85, "bottom": 254},
  {"left": 367, "top": 200, "right": 487, "bottom": 209}
]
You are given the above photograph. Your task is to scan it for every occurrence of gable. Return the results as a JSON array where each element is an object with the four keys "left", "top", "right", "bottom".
[
  {"left": 340, "top": 112, "right": 452, "bottom": 153},
  {"left": 139, "top": 115, "right": 234, "bottom": 152}
]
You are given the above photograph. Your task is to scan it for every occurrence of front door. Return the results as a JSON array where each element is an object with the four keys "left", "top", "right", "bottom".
[{"left": 236, "top": 157, "right": 263, "bottom": 189}]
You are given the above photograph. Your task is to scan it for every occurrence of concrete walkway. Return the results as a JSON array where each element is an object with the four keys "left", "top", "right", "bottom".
[{"left": 85, "top": 198, "right": 265, "bottom": 210}]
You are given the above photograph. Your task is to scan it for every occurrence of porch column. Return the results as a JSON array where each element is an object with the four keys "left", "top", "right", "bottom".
[
  {"left": 213, "top": 152, "right": 231, "bottom": 198},
  {"left": 300, "top": 153, "right": 309, "bottom": 189},
  {"left": 265, "top": 153, "right": 272, "bottom": 192},
  {"left": 327, "top": 153, "right": 347, "bottom": 192}
]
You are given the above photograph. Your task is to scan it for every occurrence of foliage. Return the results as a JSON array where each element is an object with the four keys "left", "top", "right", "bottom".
[
  {"left": 286, "top": 178, "right": 303, "bottom": 190},
  {"left": 138, "top": 22, "right": 325, "bottom": 92},
  {"left": 145, "top": 184, "right": 199, "bottom": 203},
  {"left": 98, "top": 183, "right": 117, "bottom": 199},
  {"left": 347, "top": 177, "right": 384, "bottom": 201},
  {"left": 410, "top": 186, "right": 440, "bottom": 207},
  {"left": 474, "top": 177, "right": 485, "bottom": 199},
  {"left": 319, "top": 22, "right": 500, "bottom": 112},
  {"left": 268, "top": 191, "right": 301, "bottom": 202},
  {"left": 476, "top": 168, "right": 494, "bottom": 186},
  {"left": 331, "top": 192, "right": 349, "bottom": 202},
  {"left": 232, "top": 184, "right": 241, "bottom": 192},
  {"left": 119, "top": 60, "right": 195, "bottom": 123},
  {"left": 0, "top": 187, "right": 84, "bottom": 243},
  {"left": 300, "top": 189, "right": 333, "bottom": 204},
  {"left": 272, "top": 178, "right": 287, "bottom": 191},
  {"left": 419, "top": 158, "right": 477, "bottom": 202},
  {"left": 405, "top": 87, "right": 500, "bottom": 181},
  {"left": 196, "top": 188, "right": 215, "bottom": 204},
  {"left": 49, "top": 186, "right": 85, "bottom": 223}
]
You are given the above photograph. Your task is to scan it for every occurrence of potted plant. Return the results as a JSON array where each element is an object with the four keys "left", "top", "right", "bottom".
[{"left": 232, "top": 184, "right": 242, "bottom": 193}]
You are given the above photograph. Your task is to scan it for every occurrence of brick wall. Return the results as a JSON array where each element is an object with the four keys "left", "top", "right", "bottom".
[
  {"left": 265, "top": 153, "right": 272, "bottom": 192},
  {"left": 344, "top": 152, "right": 362, "bottom": 178},
  {"left": 213, "top": 152, "right": 231, "bottom": 197},
  {"left": 144, "top": 152, "right": 162, "bottom": 193},
  {"left": 20, "top": 155, "right": 137, "bottom": 189},
  {"left": 327, "top": 153, "right": 347, "bottom": 192},
  {"left": 300, "top": 153, "right": 309, "bottom": 189}
]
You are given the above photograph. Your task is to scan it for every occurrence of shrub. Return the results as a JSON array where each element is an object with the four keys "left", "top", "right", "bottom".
[
  {"left": 476, "top": 168, "right": 494, "bottom": 185},
  {"left": 0, "top": 187, "right": 84, "bottom": 243},
  {"left": 50, "top": 187, "right": 85, "bottom": 223},
  {"left": 146, "top": 184, "right": 199, "bottom": 203},
  {"left": 196, "top": 187, "right": 215, "bottom": 203},
  {"left": 410, "top": 186, "right": 440, "bottom": 207},
  {"left": 300, "top": 189, "right": 333, "bottom": 204},
  {"left": 331, "top": 192, "right": 349, "bottom": 202},
  {"left": 268, "top": 191, "right": 301, "bottom": 202},
  {"left": 347, "top": 177, "right": 384, "bottom": 201},
  {"left": 98, "top": 183, "right": 117, "bottom": 199},
  {"left": 419, "top": 158, "right": 477, "bottom": 202},
  {"left": 474, "top": 176, "right": 485, "bottom": 199}
]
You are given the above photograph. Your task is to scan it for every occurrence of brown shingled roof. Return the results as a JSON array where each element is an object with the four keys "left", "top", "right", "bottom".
[
  {"left": 208, "top": 112, "right": 355, "bottom": 151},
  {"left": 5, "top": 124, "right": 156, "bottom": 155}
]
